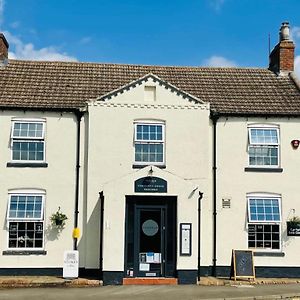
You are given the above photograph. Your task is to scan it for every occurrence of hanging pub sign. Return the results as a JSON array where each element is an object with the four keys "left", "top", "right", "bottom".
[
  {"left": 134, "top": 176, "right": 167, "bottom": 193},
  {"left": 287, "top": 222, "right": 300, "bottom": 236}
]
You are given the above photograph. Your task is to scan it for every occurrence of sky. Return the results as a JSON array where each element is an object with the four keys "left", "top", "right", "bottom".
[{"left": 0, "top": 0, "right": 300, "bottom": 77}]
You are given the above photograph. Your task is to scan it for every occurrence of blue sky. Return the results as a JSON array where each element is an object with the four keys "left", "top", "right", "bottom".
[{"left": 0, "top": 0, "right": 299, "bottom": 76}]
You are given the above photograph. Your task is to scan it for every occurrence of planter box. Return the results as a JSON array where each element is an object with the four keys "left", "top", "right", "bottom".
[{"left": 287, "top": 222, "right": 300, "bottom": 236}]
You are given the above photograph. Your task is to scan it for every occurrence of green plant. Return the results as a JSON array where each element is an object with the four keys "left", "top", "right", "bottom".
[
  {"left": 288, "top": 215, "right": 300, "bottom": 225},
  {"left": 50, "top": 207, "right": 68, "bottom": 229}
]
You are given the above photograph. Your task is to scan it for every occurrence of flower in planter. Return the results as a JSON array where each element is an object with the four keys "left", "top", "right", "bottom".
[
  {"left": 288, "top": 215, "right": 300, "bottom": 225},
  {"left": 51, "top": 207, "right": 68, "bottom": 229}
]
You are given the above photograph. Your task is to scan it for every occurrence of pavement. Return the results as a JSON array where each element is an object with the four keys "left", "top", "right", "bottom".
[{"left": 0, "top": 276, "right": 300, "bottom": 299}]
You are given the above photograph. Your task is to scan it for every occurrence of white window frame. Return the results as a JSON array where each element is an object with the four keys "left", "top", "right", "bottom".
[
  {"left": 10, "top": 118, "right": 46, "bottom": 163},
  {"left": 134, "top": 120, "right": 165, "bottom": 166},
  {"left": 6, "top": 189, "right": 45, "bottom": 250},
  {"left": 247, "top": 124, "right": 280, "bottom": 168},
  {"left": 247, "top": 193, "right": 282, "bottom": 251}
]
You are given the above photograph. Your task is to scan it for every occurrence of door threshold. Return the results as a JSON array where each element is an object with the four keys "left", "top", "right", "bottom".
[{"left": 123, "top": 277, "right": 178, "bottom": 285}]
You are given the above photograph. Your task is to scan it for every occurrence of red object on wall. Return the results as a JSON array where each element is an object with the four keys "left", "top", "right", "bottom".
[{"left": 291, "top": 140, "right": 300, "bottom": 149}]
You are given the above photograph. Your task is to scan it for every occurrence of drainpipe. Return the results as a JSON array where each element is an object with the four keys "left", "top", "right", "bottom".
[
  {"left": 73, "top": 110, "right": 83, "bottom": 251},
  {"left": 99, "top": 191, "right": 104, "bottom": 280},
  {"left": 211, "top": 112, "right": 219, "bottom": 277},
  {"left": 197, "top": 191, "right": 204, "bottom": 282}
]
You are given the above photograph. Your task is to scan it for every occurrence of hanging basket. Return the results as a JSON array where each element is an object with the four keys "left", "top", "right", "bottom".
[{"left": 51, "top": 207, "right": 68, "bottom": 229}]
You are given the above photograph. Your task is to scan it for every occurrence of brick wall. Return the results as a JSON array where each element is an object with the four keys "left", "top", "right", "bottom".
[
  {"left": 269, "top": 40, "right": 295, "bottom": 74},
  {"left": 0, "top": 34, "right": 9, "bottom": 60}
]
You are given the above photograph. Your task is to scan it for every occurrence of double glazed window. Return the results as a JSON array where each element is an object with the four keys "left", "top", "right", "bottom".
[
  {"left": 11, "top": 120, "right": 45, "bottom": 162},
  {"left": 248, "top": 126, "right": 279, "bottom": 167},
  {"left": 134, "top": 122, "right": 165, "bottom": 165},
  {"left": 247, "top": 194, "right": 281, "bottom": 250},
  {"left": 7, "top": 192, "right": 45, "bottom": 249}
]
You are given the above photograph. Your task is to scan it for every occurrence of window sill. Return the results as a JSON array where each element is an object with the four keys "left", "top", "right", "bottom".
[
  {"left": 3, "top": 250, "right": 47, "bottom": 255},
  {"left": 244, "top": 167, "right": 283, "bottom": 173},
  {"left": 132, "top": 164, "right": 166, "bottom": 169},
  {"left": 253, "top": 251, "right": 285, "bottom": 257},
  {"left": 7, "top": 162, "right": 48, "bottom": 168}
]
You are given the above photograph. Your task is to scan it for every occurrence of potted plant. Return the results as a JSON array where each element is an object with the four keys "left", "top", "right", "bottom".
[
  {"left": 287, "top": 215, "right": 300, "bottom": 236},
  {"left": 51, "top": 207, "right": 68, "bottom": 229}
]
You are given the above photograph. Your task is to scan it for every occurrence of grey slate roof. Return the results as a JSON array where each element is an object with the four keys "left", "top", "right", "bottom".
[{"left": 0, "top": 60, "right": 300, "bottom": 115}]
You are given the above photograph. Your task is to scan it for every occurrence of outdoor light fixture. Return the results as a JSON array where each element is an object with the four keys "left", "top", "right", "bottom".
[
  {"left": 291, "top": 139, "right": 300, "bottom": 149},
  {"left": 148, "top": 166, "right": 153, "bottom": 176}
]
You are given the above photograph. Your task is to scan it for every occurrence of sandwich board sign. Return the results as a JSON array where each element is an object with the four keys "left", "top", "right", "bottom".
[
  {"left": 230, "top": 250, "right": 255, "bottom": 281},
  {"left": 63, "top": 250, "right": 79, "bottom": 278}
]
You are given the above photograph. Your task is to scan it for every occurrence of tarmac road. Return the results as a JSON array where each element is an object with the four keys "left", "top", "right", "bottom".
[{"left": 0, "top": 284, "right": 300, "bottom": 300}]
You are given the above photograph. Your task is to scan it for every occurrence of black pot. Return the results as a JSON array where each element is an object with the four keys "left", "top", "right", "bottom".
[{"left": 55, "top": 219, "right": 63, "bottom": 226}]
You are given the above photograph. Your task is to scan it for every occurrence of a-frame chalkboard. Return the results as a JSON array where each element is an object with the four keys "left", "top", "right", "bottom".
[{"left": 230, "top": 250, "right": 255, "bottom": 281}]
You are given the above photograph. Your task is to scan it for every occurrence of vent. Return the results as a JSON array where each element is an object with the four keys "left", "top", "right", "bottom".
[
  {"left": 144, "top": 86, "right": 156, "bottom": 101},
  {"left": 222, "top": 198, "right": 231, "bottom": 209}
]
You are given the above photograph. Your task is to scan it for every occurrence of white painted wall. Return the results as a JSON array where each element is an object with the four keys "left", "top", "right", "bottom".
[
  {"left": 0, "top": 111, "right": 79, "bottom": 267},
  {"left": 84, "top": 77, "right": 213, "bottom": 272},
  {"left": 216, "top": 117, "right": 300, "bottom": 267}
]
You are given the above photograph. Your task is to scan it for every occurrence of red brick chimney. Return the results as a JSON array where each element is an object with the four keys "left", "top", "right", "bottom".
[
  {"left": 0, "top": 33, "right": 9, "bottom": 66},
  {"left": 269, "top": 22, "right": 295, "bottom": 75}
]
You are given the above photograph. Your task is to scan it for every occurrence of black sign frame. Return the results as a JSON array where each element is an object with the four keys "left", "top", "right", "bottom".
[
  {"left": 134, "top": 176, "right": 167, "bottom": 193},
  {"left": 287, "top": 222, "right": 300, "bottom": 236},
  {"left": 230, "top": 250, "right": 255, "bottom": 281}
]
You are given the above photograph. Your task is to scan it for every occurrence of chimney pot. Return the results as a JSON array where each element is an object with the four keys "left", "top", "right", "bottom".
[{"left": 279, "top": 22, "right": 290, "bottom": 41}]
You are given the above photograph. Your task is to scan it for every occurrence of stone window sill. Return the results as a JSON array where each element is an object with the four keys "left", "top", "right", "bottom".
[
  {"left": 7, "top": 162, "right": 48, "bottom": 168},
  {"left": 244, "top": 167, "right": 283, "bottom": 173},
  {"left": 253, "top": 252, "right": 285, "bottom": 257},
  {"left": 3, "top": 250, "right": 47, "bottom": 255},
  {"left": 132, "top": 164, "right": 166, "bottom": 169}
]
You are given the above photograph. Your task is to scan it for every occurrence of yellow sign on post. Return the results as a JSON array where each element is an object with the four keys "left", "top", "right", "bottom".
[{"left": 72, "top": 227, "right": 80, "bottom": 239}]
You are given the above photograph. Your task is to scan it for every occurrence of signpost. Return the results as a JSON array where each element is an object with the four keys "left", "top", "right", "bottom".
[{"left": 230, "top": 250, "right": 255, "bottom": 281}]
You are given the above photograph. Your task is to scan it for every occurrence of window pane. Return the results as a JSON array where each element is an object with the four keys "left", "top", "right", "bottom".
[
  {"left": 8, "top": 221, "right": 43, "bottom": 249},
  {"left": 134, "top": 123, "right": 164, "bottom": 164},
  {"left": 248, "top": 224, "right": 280, "bottom": 250},
  {"left": 12, "top": 142, "right": 44, "bottom": 161},
  {"left": 249, "top": 145, "right": 278, "bottom": 166},
  {"left": 248, "top": 198, "right": 280, "bottom": 222},
  {"left": 8, "top": 195, "right": 43, "bottom": 220}
]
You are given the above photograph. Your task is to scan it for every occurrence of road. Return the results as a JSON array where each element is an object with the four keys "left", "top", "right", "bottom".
[{"left": 0, "top": 284, "right": 300, "bottom": 300}]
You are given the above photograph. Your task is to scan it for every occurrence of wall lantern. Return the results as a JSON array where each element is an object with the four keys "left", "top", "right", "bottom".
[{"left": 291, "top": 140, "right": 300, "bottom": 149}]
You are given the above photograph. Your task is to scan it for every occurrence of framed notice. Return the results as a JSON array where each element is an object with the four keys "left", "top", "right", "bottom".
[{"left": 180, "top": 223, "right": 192, "bottom": 256}]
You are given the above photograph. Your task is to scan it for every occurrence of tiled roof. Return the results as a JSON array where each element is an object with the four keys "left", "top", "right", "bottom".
[{"left": 0, "top": 60, "right": 300, "bottom": 115}]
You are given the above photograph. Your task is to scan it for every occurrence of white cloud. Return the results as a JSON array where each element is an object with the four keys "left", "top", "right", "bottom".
[
  {"left": 10, "top": 21, "right": 20, "bottom": 29},
  {"left": 295, "top": 55, "right": 300, "bottom": 79},
  {"left": 291, "top": 26, "right": 300, "bottom": 41},
  {"left": 79, "top": 36, "right": 92, "bottom": 44},
  {"left": 209, "top": 0, "right": 225, "bottom": 11},
  {"left": 203, "top": 55, "right": 237, "bottom": 67},
  {"left": 0, "top": 0, "right": 4, "bottom": 26},
  {"left": 4, "top": 31, "right": 77, "bottom": 62}
]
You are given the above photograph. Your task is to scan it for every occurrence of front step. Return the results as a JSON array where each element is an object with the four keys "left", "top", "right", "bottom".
[{"left": 123, "top": 277, "right": 178, "bottom": 285}]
